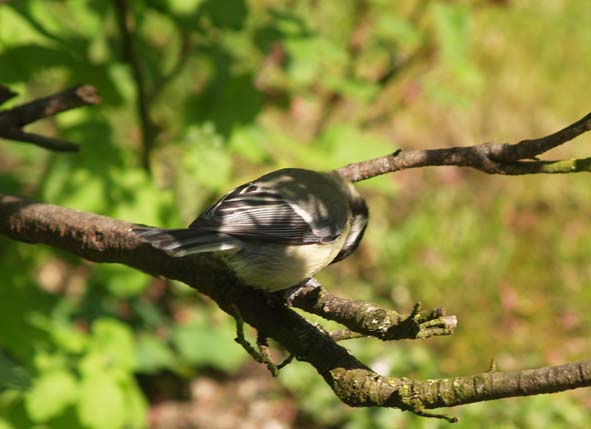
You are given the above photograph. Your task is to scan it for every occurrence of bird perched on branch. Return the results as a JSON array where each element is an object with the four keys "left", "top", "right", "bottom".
[{"left": 132, "top": 168, "right": 368, "bottom": 291}]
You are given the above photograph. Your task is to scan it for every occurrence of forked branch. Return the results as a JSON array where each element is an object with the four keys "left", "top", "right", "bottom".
[{"left": 0, "top": 85, "right": 101, "bottom": 151}]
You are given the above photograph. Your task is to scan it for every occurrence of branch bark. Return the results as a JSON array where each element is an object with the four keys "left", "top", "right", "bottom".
[{"left": 1, "top": 194, "right": 589, "bottom": 422}]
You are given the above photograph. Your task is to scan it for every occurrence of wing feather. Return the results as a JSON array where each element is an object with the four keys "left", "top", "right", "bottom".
[{"left": 189, "top": 182, "right": 328, "bottom": 244}]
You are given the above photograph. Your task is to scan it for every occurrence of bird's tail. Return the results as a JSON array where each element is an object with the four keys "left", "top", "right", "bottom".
[{"left": 131, "top": 226, "right": 240, "bottom": 257}]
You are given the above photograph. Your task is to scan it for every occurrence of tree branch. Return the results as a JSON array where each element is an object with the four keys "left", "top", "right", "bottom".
[
  {"left": 0, "top": 84, "right": 18, "bottom": 105},
  {"left": 289, "top": 283, "right": 457, "bottom": 340},
  {"left": 0, "top": 85, "right": 101, "bottom": 151},
  {"left": 336, "top": 111, "right": 591, "bottom": 182},
  {"left": 0, "top": 129, "right": 79, "bottom": 152},
  {"left": 1, "top": 193, "right": 589, "bottom": 421}
]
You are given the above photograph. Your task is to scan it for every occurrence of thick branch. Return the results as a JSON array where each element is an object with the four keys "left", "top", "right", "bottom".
[
  {"left": 336, "top": 111, "right": 591, "bottom": 182},
  {"left": 1, "top": 193, "right": 589, "bottom": 420},
  {"left": 0, "top": 85, "right": 101, "bottom": 151}
]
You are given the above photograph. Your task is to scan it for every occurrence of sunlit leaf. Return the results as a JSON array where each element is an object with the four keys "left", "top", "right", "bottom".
[
  {"left": 25, "top": 370, "right": 77, "bottom": 422},
  {"left": 135, "top": 334, "right": 177, "bottom": 374},
  {"left": 84, "top": 319, "right": 136, "bottom": 372},
  {"left": 90, "top": 264, "right": 151, "bottom": 297},
  {"left": 78, "top": 373, "right": 125, "bottom": 429},
  {"left": 171, "top": 318, "right": 246, "bottom": 372}
]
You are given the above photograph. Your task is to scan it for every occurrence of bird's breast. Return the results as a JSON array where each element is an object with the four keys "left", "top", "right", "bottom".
[{"left": 222, "top": 228, "right": 349, "bottom": 292}]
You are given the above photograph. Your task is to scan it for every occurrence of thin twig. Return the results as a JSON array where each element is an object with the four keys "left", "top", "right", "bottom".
[
  {"left": 490, "top": 111, "right": 591, "bottom": 161},
  {"left": 112, "top": 0, "right": 156, "bottom": 172},
  {"left": 336, "top": 112, "right": 591, "bottom": 182},
  {"left": 1, "top": 129, "right": 79, "bottom": 152}
]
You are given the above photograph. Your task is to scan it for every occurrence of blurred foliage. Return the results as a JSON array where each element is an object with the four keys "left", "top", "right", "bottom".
[{"left": 0, "top": 1, "right": 589, "bottom": 428}]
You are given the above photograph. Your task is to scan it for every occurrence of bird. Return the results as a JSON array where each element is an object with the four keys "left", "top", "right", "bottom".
[{"left": 132, "top": 168, "right": 368, "bottom": 292}]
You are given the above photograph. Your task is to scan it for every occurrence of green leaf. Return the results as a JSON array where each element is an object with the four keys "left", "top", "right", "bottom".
[
  {"left": 181, "top": 125, "right": 233, "bottom": 192},
  {"left": 172, "top": 318, "right": 246, "bottom": 372},
  {"left": 429, "top": 2, "right": 482, "bottom": 95},
  {"left": 228, "top": 125, "right": 271, "bottom": 163},
  {"left": 0, "top": 416, "right": 14, "bottom": 429},
  {"left": 315, "top": 123, "right": 397, "bottom": 194},
  {"left": 25, "top": 370, "right": 77, "bottom": 422},
  {"left": 83, "top": 319, "right": 136, "bottom": 373},
  {"left": 167, "top": 0, "right": 205, "bottom": 16},
  {"left": 66, "top": 0, "right": 107, "bottom": 37},
  {"left": 110, "top": 169, "right": 176, "bottom": 226},
  {"left": 326, "top": 77, "right": 379, "bottom": 102},
  {"left": 90, "top": 264, "right": 151, "bottom": 298},
  {"left": 284, "top": 36, "right": 347, "bottom": 87},
  {"left": 0, "top": 44, "right": 73, "bottom": 83},
  {"left": 184, "top": 73, "right": 262, "bottom": 137},
  {"left": 78, "top": 373, "right": 125, "bottom": 429},
  {"left": 201, "top": 0, "right": 247, "bottom": 30},
  {"left": 135, "top": 334, "right": 177, "bottom": 374},
  {"left": 431, "top": 2, "right": 469, "bottom": 65},
  {"left": 374, "top": 15, "right": 422, "bottom": 47},
  {"left": 0, "top": 5, "right": 57, "bottom": 45},
  {"left": 119, "top": 377, "right": 148, "bottom": 428},
  {"left": 0, "top": 270, "right": 52, "bottom": 362},
  {"left": 28, "top": 313, "right": 88, "bottom": 354}
]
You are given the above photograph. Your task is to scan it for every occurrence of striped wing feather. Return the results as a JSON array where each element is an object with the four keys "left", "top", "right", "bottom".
[{"left": 190, "top": 183, "right": 325, "bottom": 244}]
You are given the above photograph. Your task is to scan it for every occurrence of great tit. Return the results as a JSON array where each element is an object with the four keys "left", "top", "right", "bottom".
[{"left": 132, "top": 168, "right": 368, "bottom": 291}]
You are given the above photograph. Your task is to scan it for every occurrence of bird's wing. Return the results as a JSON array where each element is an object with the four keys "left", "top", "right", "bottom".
[{"left": 190, "top": 182, "right": 337, "bottom": 244}]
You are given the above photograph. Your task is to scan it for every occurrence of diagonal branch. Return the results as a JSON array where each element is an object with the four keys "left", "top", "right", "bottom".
[
  {"left": 0, "top": 129, "right": 79, "bottom": 152},
  {"left": 336, "top": 111, "right": 591, "bottom": 182},
  {"left": 1, "top": 193, "right": 589, "bottom": 422},
  {"left": 0, "top": 85, "right": 101, "bottom": 128},
  {"left": 0, "top": 84, "right": 101, "bottom": 152},
  {"left": 490, "top": 111, "right": 591, "bottom": 161}
]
